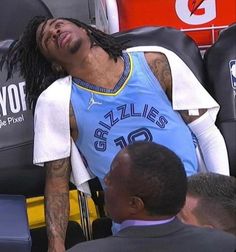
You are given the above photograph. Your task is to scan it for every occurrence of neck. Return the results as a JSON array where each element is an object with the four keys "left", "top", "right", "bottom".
[{"left": 66, "top": 47, "right": 124, "bottom": 89}]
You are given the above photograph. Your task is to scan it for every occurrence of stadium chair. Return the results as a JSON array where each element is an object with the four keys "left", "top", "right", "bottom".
[
  {"left": 0, "top": 0, "right": 85, "bottom": 251},
  {"left": 113, "top": 26, "right": 206, "bottom": 86},
  {"left": 204, "top": 23, "right": 236, "bottom": 177},
  {"left": 0, "top": 0, "right": 51, "bottom": 40},
  {"left": 0, "top": 195, "right": 31, "bottom": 252}
]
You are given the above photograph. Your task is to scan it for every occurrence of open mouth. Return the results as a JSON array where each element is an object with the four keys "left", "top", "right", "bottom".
[{"left": 57, "top": 32, "right": 71, "bottom": 48}]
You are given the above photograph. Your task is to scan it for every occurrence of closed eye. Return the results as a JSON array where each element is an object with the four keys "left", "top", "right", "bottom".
[
  {"left": 55, "top": 21, "right": 64, "bottom": 29},
  {"left": 43, "top": 21, "right": 63, "bottom": 47},
  {"left": 39, "top": 19, "right": 58, "bottom": 49},
  {"left": 44, "top": 35, "right": 50, "bottom": 46}
]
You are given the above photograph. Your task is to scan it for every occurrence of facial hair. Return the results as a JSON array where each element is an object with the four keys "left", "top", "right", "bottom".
[{"left": 69, "top": 39, "right": 82, "bottom": 54}]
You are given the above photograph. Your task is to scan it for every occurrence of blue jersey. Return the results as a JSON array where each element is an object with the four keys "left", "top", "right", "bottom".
[{"left": 71, "top": 52, "right": 198, "bottom": 182}]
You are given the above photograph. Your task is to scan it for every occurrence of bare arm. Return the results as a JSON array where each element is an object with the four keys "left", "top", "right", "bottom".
[
  {"left": 45, "top": 158, "right": 71, "bottom": 252},
  {"left": 145, "top": 52, "right": 207, "bottom": 122},
  {"left": 145, "top": 52, "right": 229, "bottom": 174},
  {"left": 45, "top": 103, "right": 78, "bottom": 251}
]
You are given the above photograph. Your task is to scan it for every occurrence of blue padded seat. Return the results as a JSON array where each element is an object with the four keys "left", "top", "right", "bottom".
[{"left": 0, "top": 195, "right": 31, "bottom": 252}]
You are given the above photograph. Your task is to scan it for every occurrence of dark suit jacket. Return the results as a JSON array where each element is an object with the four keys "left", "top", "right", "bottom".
[{"left": 67, "top": 218, "right": 236, "bottom": 252}]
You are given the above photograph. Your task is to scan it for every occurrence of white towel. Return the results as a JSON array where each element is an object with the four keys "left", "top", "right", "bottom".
[
  {"left": 70, "top": 140, "right": 94, "bottom": 195},
  {"left": 33, "top": 76, "right": 93, "bottom": 195},
  {"left": 126, "top": 46, "right": 219, "bottom": 120},
  {"left": 33, "top": 76, "right": 72, "bottom": 165},
  {"left": 33, "top": 48, "right": 220, "bottom": 194}
]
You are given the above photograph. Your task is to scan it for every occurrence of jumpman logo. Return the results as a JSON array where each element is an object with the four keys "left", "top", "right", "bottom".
[{"left": 87, "top": 93, "right": 102, "bottom": 110}]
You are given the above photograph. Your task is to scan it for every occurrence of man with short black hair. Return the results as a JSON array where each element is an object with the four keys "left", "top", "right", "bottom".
[
  {"left": 179, "top": 173, "right": 236, "bottom": 236},
  {"left": 68, "top": 142, "right": 236, "bottom": 252}
]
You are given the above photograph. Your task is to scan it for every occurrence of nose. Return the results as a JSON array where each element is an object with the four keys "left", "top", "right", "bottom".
[{"left": 50, "top": 27, "right": 60, "bottom": 40}]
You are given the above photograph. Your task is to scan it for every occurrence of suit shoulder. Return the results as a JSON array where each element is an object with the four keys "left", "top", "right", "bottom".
[
  {"left": 67, "top": 237, "right": 117, "bottom": 252},
  {"left": 183, "top": 224, "right": 236, "bottom": 249}
]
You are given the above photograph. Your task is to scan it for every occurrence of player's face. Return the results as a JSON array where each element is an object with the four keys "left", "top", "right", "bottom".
[
  {"left": 104, "top": 150, "right": 132, "bottom": 224},
  {"left": 36, "top": 18, "right": 90, "bottom": 64}
]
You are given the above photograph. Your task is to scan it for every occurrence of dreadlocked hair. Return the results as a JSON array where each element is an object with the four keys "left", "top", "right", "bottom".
[
  {"left": 0, "top": 16, "right": 127, "bottom": 109},
  {"left": 0, "top": 16, "right": 62, "bottom": 109}
]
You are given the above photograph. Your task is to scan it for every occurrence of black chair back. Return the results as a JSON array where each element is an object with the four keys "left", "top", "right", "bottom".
[
  {"left": 0, "top": 0, "right": 51, "bottom": 40},
  {"left": 204, "top": 23, "right": 236, "bottom": 176},
  {"left": 114, "top": 26, "right": 206, "bottom": 88},
  {"left": 0, "top": 0, "right": 53, "bottom": 197}
]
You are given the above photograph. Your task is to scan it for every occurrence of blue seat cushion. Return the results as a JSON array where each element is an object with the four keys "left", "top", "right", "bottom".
[{"left": 0, "top": 195, "right": 31, "bottom": 252}]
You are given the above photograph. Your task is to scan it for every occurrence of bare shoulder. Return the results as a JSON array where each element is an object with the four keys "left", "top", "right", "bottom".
[
  {"left": 144, "top": 52, "right": 207, "bottom": 124},
  {"left": 144, "top": 52, "right": 172, "bottom": 100}
]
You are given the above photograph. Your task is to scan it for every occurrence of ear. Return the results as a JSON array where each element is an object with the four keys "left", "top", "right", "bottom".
[
  {"left": 51, "top": 62, "right": 64, "bottom": 73},
  {"left": 128, "top": 196, "right": 144, "bottom": 215}
]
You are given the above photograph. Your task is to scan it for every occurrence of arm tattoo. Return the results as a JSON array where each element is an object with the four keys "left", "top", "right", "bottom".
[
  {"left": 45, "top": 193, "right": 69, "bottom": 241},
  {"left": 147, "top": 53, "right": 172, "bottom": 100},
  {"left": 46, "top": 158, "right": 71, "bottom": 179},
  {"left": 146, "top": 53, "right": 207, "bottom": 124},
  {"left": 45, "top": 158, "right": 71, "bottom": 247}
]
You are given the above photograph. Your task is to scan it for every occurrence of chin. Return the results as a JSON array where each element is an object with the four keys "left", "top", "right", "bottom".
[{"left": 69, "top": 40, "right": 82, "bottom": 54}]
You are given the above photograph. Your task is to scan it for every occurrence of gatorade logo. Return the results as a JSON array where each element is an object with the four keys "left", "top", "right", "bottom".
[
  {"left": 229, "top": 60, "right": 236, "bottom": 89},
  {"left": 175, "top": 0, "right": 216, "bottom": 25}
]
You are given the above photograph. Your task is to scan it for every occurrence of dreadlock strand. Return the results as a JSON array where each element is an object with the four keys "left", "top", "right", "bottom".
[{"left": 2, "top": 40, "right": 19, "bottom": 79}]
